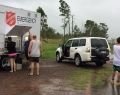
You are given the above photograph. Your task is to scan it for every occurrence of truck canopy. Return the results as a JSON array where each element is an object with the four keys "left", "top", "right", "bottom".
[{"left": 6, "top": 26, "right": 31, "bottom": 37}]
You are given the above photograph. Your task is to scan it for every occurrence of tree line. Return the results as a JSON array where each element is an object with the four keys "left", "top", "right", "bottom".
[{"left": 36, "top": 0, "right": 109, "bottom": 40}]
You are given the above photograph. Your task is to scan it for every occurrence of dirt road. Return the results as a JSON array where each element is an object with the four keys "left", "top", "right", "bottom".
[
  {"left": 0, "top": 60, "right": 85, "bottom": 95},
  {"left": 0, "top": 60, "right": 119, "bottom": 95}
]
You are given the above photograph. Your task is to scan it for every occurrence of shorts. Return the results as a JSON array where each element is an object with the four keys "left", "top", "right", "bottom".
[
  {"left": 29, "top": 57, "right": 40, "bottom": 63},
  {"left": 8, "top": 53, "right": 17, "bottom": 58},
  {"left": 113, "top": 65, "right": 120, "bottom": 72}
]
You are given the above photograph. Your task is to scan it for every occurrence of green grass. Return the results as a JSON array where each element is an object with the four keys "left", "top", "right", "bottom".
[
  {"left": 41, "top": 39, "right": 62, "bottom": 59},
  {"left": 67, "top": 68, "right": 92, "bottom": 90},
  {"left": 92, "top": 66, "right": 113, "bottom": 88},
  {"left": 67, "top": 65, "right": 113, "bottom": 90}
]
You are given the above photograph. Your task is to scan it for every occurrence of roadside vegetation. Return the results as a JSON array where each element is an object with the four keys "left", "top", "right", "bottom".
[
  {"left": 41, "top": 39, "right": 113, "bottom": 90},
  {"left": 67, "top": 65, "right": 112, "bottom": 90},
  {"left": 41, "top": 39, "right": 62, "bottom": 59}
]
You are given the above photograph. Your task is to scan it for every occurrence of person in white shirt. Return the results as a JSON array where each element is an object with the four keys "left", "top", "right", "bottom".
[
  {"left": 112, "top": 37, "right": 120, "bottom": 82},
  {"left": 28, "top": 35, "right": 40, "bottom": 75}
]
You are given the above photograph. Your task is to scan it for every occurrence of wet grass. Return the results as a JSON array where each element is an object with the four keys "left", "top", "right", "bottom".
[
  {"left": 67, "top": 64, "right": 113, "bottom": 90},
  {"left": 67, "top": 67, "right": 92, "bottom": 90},
  {"left": 92, "top": 66, "right": 113, "bottom": 88},
  {"left": 41, "top": 39, "right": 62, "bottom": 59}
]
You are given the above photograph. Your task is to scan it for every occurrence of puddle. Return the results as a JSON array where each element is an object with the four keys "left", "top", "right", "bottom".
[
  {"left": 38, "top": 78, "right": 84, "bottom": 95},
  {"left": 105, "top": 83, "right": 120, "bottom": 95},
  {"left": 92, "top": 81, "right": 120, "bottom": 95}
]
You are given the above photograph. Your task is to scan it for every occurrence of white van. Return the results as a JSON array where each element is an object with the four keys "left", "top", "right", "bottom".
[{"left": 56, "top": 37, "right": 111, "bottom": 67}]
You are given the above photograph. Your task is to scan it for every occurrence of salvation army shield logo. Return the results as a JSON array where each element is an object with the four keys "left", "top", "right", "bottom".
[{"left": 6, "top": 11, "right": 16, "bottom": 26}]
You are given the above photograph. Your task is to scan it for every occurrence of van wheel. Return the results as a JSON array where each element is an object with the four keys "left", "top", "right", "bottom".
[
  {"left": 75, "top": 55, "right": 82, "bottom": 66},
  {"left": 95, "top": 61, "right": 103, "bottom": 67},
  {"left": 56, "top": 53, "right": 62, "bottom": 63}
]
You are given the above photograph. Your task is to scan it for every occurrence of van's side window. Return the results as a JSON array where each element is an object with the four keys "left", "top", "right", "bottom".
[
  {"left": 72, "top": 40, "right": 79, "bottom": 47},
  {"left": 65, "top": 40, "right": 73, "bottom": 47},
  {"left": 79, "top": 39, "right": 86, "bottom": 46}
]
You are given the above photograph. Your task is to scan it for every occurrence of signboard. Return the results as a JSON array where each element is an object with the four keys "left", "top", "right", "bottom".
[{"left": 6, "top": 11, "right": 16, "bottom": 26}]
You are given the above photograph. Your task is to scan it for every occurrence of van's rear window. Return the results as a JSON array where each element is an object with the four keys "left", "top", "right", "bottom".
[{"left": 91, "top": 39, "right": 108, "bottom": 48}]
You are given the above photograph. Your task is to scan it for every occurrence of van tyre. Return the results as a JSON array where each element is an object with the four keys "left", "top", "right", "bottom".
[
  {"left": 95, "top": 61, "right": 103, "bottom": 67},
  {"left": 75, "top": 55, "right": 82, "bottom": 67},
  {"left": 56, "top": 52, "right": 62, "bottom": 63}
]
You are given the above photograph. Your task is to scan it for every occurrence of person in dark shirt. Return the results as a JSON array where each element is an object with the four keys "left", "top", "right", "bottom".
[
  {"left": 24, "top": 41, "right": 30, "bottom": 60},
  {"left": 6, "top": 37, "right": 16, "bottom": 72},
  {"left": 24, "top": 35, "right": 31, "bottom": 60}
]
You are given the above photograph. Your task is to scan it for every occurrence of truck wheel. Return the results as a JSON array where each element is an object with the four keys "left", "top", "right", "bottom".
[
  {"left": 2, "top": 57, "right": 10, "bottom": 68},
  {"left": 75, "top": 55, "right": 82, "bottom": 67},
  {"left": 95, "top": 61, "right": 103, "bottom": 67},
  {"left": 56, "top": 53, "right": 62, "bottom": 63}
]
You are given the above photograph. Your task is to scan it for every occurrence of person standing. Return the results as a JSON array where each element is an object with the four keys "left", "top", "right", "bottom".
[
  {"left": 112, "top": 37, "right": 120, "bottom": 83},
  {"left": 24, "top": 35, "right": 31, "bottom": 60},
  {"left": 6, "top": 37, "right": 17, "bottom": 72},
  {"left": 28, "top": 35, "right": 40, "bottom": 75}
]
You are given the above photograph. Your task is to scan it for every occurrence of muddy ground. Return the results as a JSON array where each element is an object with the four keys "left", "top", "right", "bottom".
[{"left": 0, "top": 60, "right": 119, "bottom": 95}]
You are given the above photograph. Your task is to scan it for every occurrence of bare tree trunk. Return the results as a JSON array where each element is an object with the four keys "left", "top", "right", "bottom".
[
  {"left": 68, "top": 17, "right": 70, "bottom": 36},
  {"left": 63, "top": 18, "right": 66, "bottom": 43},
  {"left": 71, "top": 15, "right": 74, "bottom": 36}
]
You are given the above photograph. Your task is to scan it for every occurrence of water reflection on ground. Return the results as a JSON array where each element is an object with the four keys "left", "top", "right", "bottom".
[
  {"left": 93, "top": 82, "right": 120, "bottom": 95},
  {"left": 107, "top": 83, "right": 120, "bottom": 95}
]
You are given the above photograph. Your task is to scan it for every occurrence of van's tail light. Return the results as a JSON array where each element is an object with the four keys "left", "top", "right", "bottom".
[
  {"left": 86, "top": 47, "right": 90, "bottom": 52},
  {"left": 108, "top": 48, "right": 111, "bottom": 53}
]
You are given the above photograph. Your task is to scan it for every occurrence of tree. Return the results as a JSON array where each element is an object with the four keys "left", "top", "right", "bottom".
[
  {"left": 73, "top": 25, "right": 81, "bottom": 37},
  {"left": 84, "top": 20, "right": 109, "bottom": 38},
  {"left": 37, "top": 7, "right": 46, "bottom": 17},
  {"left": 41, "top": 26, "right": 62, "bottom": 39},
  {"left": 99, "top": 23, "right": 108, "bottom": 38},
  {"left": 36, "top": 6, "right": 48, "bottom": 38},
  {"left": 84, "top": 20, "right": 95, "bottom": 36},
  {"left": 59, "top": 0, "right": 71, "bottom": 42},
  {"left": 59, "top": 0, "right": 70, "bottom": 17}
]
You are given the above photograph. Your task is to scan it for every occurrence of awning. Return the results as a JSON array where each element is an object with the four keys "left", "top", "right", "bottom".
[{"left": 6, "top": 25, "right": 31, "bottom": 37}]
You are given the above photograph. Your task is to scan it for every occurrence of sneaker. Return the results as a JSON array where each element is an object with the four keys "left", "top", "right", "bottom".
[
  {"left": 10, "top": 71, "right": 13, "bottom": 73},
  {"left": 28, "top": 73, "right": 33, "bottom": 76},
  {"left": 36, "top": 73, "right": 40, "bottom": 76}
]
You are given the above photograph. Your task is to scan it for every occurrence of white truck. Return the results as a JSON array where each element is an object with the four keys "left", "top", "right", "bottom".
[{"left": 0, "top": 5, "right": 41, "bottom": 70}]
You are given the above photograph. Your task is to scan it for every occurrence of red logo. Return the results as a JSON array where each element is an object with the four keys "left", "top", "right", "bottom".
[{"left": 6, "top": 11, "right": 16, "bottom": 26}]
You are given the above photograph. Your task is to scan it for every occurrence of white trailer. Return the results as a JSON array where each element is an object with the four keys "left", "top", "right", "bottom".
[{"left": 0, "top": 5, "right": 41, "bottom": 70}]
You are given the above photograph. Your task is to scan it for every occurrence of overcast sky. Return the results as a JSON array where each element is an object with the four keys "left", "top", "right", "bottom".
[{"left": 0, "top": 0, "right": 120, "bottom": 39}]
